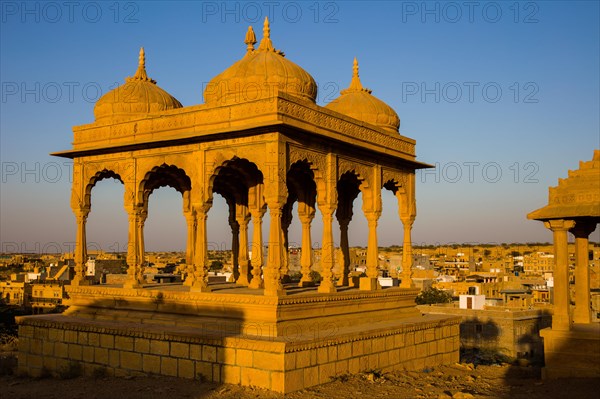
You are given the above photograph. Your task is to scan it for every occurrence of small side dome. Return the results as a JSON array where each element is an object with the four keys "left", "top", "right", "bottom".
[
  {"left": 325, "top": 59, "right": 400, "bottom": 134},
  {"left": 204, "top": 18, "right": 317, "bottom": 105},
  {"left": 94, "top": 48, "right": 182, "bottom": 122}
]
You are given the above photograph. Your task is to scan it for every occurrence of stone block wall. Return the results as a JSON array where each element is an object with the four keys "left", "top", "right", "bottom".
[{"left": 17, "top": 314, "right": 459, "bottom": 393}]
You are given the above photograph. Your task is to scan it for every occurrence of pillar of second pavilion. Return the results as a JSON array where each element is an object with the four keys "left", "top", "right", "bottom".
[
  {"left": 544, "top": 219, "right": 576, "bottom": 330},
  {"left": 571, "top": 221, "right": 597, "bottom": 324}
]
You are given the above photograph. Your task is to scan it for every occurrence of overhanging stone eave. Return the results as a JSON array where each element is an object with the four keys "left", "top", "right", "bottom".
[
  {"left": 527, "top": 205, "right": 600, "bottom": 221},
  {"left": 52, "top": 118, "right": 431, "bottom": 169}
]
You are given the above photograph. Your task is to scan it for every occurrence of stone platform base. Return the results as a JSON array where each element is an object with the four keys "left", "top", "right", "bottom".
[
  {"left": 17, "top": 284, "right": 460, "bottom": 393},
  {"left": 540, "top": 324, "right": 600, "bottom": 379}
]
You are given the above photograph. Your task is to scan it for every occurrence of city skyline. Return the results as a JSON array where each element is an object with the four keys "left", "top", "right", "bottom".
[{"left": 1, "top": 1, "right": 599, "bottom": 252}]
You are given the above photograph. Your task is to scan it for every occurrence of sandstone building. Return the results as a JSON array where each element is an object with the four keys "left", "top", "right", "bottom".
[{"left": 16, "top": 20, "right": 460, "bottom": 392}]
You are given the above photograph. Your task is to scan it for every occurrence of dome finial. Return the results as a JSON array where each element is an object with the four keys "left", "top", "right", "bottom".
[
  {"left": 257, "top": 16, "right": 275, "bottom": 52},
  {"left": 245, "top": 26, "right": 257, "bottom": 53},
  {"left": 342, "top": 57, "right": 371, "bottom": 94},
  {"left": 263, "top": 16, "right": 270, "bottom": 39},
  {"left": 128, "top": 47, "right": 156, "bottom": 84}
]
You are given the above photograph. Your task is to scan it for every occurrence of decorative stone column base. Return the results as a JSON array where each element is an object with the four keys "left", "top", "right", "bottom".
[
  {"left": 317, "top": 280, "right": 337, "bottom": 293},
  {"left": 122, "top": 281, "right": 141, "bottom": 289},
  {"left": 70, "top": 277, "right": 91, "bottom": 287},
  {"left": 248, "top": 277, "right": 264, "bottom": 289},
  {"left": 190, "top": 284, "right": 212, "bottom": 293},
  {"left": 359, "top": 277, "right": 381, "bottom": 291}
]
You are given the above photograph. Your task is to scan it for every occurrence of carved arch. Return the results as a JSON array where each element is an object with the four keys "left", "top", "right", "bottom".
[
  {"left": 79, "top": 167, "right": 124, "bottom": 210},
  {"left": 337, "top": 158, "right": 370, "bottom": 192},
  {"left": 287, "top": 160, "right": 317, "bottom": 208},
  {"left": 382, "top": 169, "right": 408, "bottom": 195},
  {"left": 287, "top": 147, "right": 326, "bottom": 183}
]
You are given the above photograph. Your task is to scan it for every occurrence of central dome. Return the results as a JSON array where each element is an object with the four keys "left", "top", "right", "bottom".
[{"left": 204, "top": 18, "right": 317, "bottom": 105}]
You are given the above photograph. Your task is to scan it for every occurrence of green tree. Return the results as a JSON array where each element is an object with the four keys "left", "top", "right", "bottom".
[
  {"left": 415, "top": 287, "right": 453, "bottom": 305},
  {"left": 209, "top": 260, "right": 223, "bottom": 272}
]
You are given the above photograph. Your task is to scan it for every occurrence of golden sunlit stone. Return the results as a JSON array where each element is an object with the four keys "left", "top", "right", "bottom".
[
  {"left": 17, "top": 19, "right": 461, "bottom": 392},
  {"left": 203, "top": 18, "right": 317, "bottom": 105},
  {"left": 528, "top": 150, "right": 600, "bottom": 379},
  {"left": 325, "top": 58, "right": 400, "bottom": 134}
]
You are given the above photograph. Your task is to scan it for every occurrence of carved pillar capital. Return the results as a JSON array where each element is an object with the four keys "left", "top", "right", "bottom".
[
  {"left": 73, "top": 207, "right": 90, "bottom": 220},
  {"left": 235, "top": 205, "right": 251, "bottom": 226},
  {"left": 400, "top": 215, "right": 415, "bottom": 227},
  {"left": 569, "top": 220, "right": 597, "bottom": 238},
  {"left": 544, "top": 219, "right": 576, "bottom": 232},
  {"left": 364, "top": 210, "right": 381, "bottom": 224}
]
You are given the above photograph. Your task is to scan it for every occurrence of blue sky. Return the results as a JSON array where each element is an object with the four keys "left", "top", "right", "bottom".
[{"left": 1, "top": 1, "right": 599, "bottom": 253}]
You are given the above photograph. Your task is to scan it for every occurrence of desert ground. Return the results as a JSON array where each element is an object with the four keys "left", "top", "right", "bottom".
[{"left": 1, "top": 351, "right": 598, "bottom": 399}]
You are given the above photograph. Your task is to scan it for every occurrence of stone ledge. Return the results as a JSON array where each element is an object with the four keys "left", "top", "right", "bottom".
[{"left": 17, "top": 313, "right": 460, "bottom": 353}]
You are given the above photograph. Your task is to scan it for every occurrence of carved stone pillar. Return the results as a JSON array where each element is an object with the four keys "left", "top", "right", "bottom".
[
  {"left": 571, "top": 221, "right": 597, "bottom": 324},
  {"left": 71, "top": 207, "right": 90, "bottom": 286},
  {"left": 124, "top": 206, "right": 145, "bottom": 289},
  {"left": 398, "top": 173, "right": 416, "bottom": 289},
  {"left": 298, "top": 202, "right": 315, "bottom": 287},
  {"left": 236, "top": 205, "right": 251, "bottom": 286},
  {"left": 280, "top": 200, "right": 294, "bottom": 283},
  {"left": 318, "top": 204, "right": 337, "bottom": 293},
  {"left": 545, "top": 219, "right": 576, "bottom": 330},
  {"left": 336, "top": 181, "right": 357, "bottom": 287},
  {"left": 248, "top": 207, "right": 265, "bottom": 289},
  {"left": 400, "top": 216, "right": 415, "bottom": 288},
  {"left": 183, "top": 209, "right": 196, "bottom": 286},
  {"left": 136, "top": 207, "right": 148, "bottom": 284},
  {"left": 191, "top": 203, "right": 212, "bottom": 292},
  {"left": 360, "top": 210, "right": 381, "bottom": 291},
  {"left": 228, "top": 203, "right": 240, "bottom": 283},
  {"left": 336, "top": 218, "right": 350, "bottom": 286},
  {"left": 264, "top": 199, "right": 286, "bottom": 296}
]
